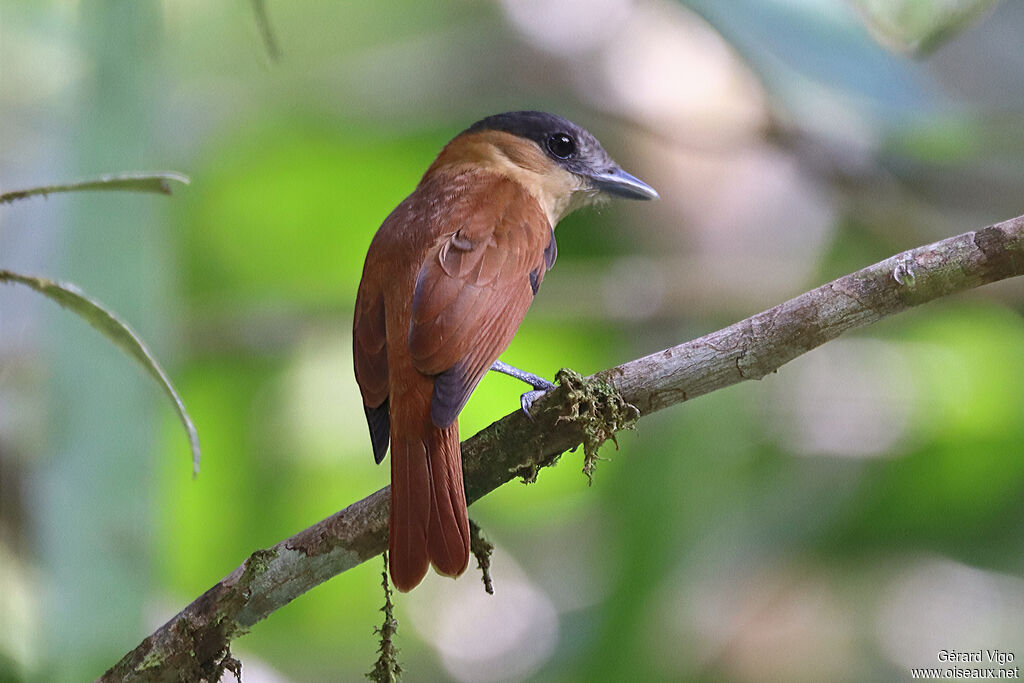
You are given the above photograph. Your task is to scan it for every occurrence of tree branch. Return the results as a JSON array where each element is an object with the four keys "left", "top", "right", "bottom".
[{"left": 102, "top": 215, "right": 1024, "bottom": 681}]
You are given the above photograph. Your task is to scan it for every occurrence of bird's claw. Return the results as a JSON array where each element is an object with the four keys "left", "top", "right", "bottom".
[
  {"left": 490, "top": 360, "right": 555, "bottom": 416},
  {"left": 893, "top": 254, "right": 917, "bottom": 287},
  {"left": 520, "top": 389, "right": 550, "bottom": 418},
  {"left": 532, "top": 377, "right": 556, "bottom": 392}
]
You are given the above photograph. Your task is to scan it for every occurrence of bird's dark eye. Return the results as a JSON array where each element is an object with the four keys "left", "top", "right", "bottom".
[{"left": 546, "top": 133, "right": 576, "bottom": 159}]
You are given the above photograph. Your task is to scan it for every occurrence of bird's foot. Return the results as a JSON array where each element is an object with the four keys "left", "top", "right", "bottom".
[
  {"left": 520, "top": 389, "right": 549, "bottom": 418},
  {"left": 489, "top": 360, "right": 556, "bottom": 417},
  {"left": 489, "top": 359, "right": 555, "bottom": 390}
]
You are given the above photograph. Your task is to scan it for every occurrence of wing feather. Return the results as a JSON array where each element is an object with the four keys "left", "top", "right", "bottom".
[
  {"left": 353, "top": 273, "right": 390, "bottom": 462},
  {"left": 408, "top": 176, "right": 555, "bottom": 428}
]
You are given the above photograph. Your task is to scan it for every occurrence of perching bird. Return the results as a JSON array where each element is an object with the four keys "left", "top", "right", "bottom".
[{"left": 353, "top": 111, "right": 658, "bottom": 591}]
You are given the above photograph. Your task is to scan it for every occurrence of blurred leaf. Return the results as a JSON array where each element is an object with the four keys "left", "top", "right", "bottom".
[
  {"left": 0, "top": 171, "right": 190, "bottom": 204},
  {"left": 887, "top": 116, "right": 983, "bottom": 162},
  {"left": 186, "top": 123, "right": 440, "bottom": 305},
  {"left": 903, "top": 305, "right": 1024, "bottom": 454},
  {"left": 830, "top": 304, "right": 1024, "bottom": 552},
  {"left": 0, "top": 269, "right": 201, "bottom": 474},
  {"left": 853, "top": 0, "right": 999, "bottom": 55},
  {"left": 683, "top": 0, "right": 934, "bottom": 110}
]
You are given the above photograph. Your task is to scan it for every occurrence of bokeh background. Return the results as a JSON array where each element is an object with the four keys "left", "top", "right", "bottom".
[{"left": 3, "top": 0, "right": 1024, "bottom": 681}]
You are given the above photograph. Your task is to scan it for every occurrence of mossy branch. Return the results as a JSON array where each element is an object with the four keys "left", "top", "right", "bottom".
[{"left": 102, "top": 214, "right": 1024, "bottom": 681}]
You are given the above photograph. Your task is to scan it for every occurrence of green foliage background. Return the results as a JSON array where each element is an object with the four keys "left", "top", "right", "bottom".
[{"left": 1, "top": 1, "right": 1023, "bottom": 681}]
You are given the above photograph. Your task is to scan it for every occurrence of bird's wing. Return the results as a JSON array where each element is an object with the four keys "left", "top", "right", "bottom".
[
  {"left": 409, "top": 175, "right": 556, "bottom": 427},
  {"left": 353, "top": 269, "right": 390, "bottom": 463}
]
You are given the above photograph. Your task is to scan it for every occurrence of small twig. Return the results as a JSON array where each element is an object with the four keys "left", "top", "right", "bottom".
[
  {"left": 366, "top": 553, "right": 401, "bottom": 683},
  {"left": 0, "top": 171, "right": 189, "bottom": 205},
  {"left": 469, "top": 520, "right": 495, "bottom": 595},
  {"left": 251, "top": 0, "right": 281, "bottom": 62}
]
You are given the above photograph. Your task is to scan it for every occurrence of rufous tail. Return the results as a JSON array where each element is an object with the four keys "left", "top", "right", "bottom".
[{"left": 388, "top": 416, "right": 470, "bottom": 592}]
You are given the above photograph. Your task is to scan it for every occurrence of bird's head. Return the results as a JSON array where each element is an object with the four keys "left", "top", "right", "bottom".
[{"left": 426, "top": 110, "right": 658, "bottom": 226}]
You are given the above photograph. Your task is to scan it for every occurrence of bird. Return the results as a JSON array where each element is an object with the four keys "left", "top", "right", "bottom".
[{"left": 353, "top": 111, "right": 658, "bottom": 592}]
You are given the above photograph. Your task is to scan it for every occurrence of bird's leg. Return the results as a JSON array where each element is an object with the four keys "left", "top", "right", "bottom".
[
  {"left": 489, "top": 360, "right": 555, "bottom": 390},
  {"left": 489, "top": 360, "right": 556, "bottom": 417}
]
